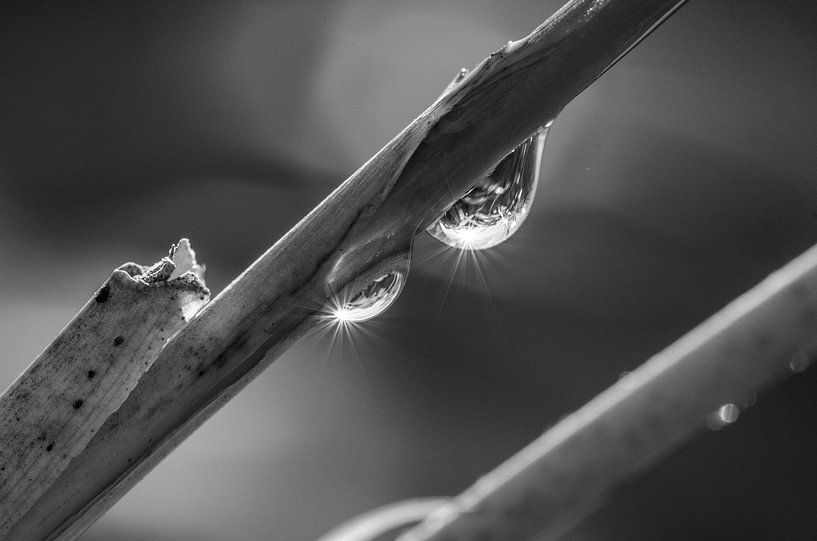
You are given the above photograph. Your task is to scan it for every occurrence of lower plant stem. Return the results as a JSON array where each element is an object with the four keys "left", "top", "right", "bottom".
[{"left": 400, "top": 245, "right": 817, "bottom": 540}]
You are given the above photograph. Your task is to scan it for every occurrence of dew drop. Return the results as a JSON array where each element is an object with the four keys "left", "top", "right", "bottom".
[
  {"left": 330, "top": 265, "right": 407, "bottom": 324},
  {"left": 740, "top": 392, "right": 757, "bottom": 408},
  {"left": 427, "top": 122, "right": 552, "bottom": 250},
  {"left": 790, "top": 356, "right": 811, "bottom": 372},
  {"left": 707, "top": 403, "right": 740, "bottom": 430},
  {"left": 789, "top": 344, "right": 817, "bottom": 373}
]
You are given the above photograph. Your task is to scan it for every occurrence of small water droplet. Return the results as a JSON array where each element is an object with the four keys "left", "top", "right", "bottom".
[
  {"left": 442, "top": 67, "right": 471, "bottom": 95},
  {"left": 707, "top": 403, "right": 740, "bottom": 430},
  {"left": 789, "top": 344, "right": 817, "bottom": 372},
  {"left": 427, "top": 122, "right": 552, "bottom": 250},
  {"left": 740, "top": 392, "right": 757, "bottom": 408},
  {"left": 330, "top": 267, "right": 407, "bottom": 323}
]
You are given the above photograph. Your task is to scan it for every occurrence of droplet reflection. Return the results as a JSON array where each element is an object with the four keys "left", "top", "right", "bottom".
[
  {"left": 427, "top": 122, "right": 552, "bottom": 250},
  {"left": 331, "top": 271, "right": 405, "bottom": 323},
  {"left": 789, "top": 346, "right": 817, "bottom": 373},
  {"left": 707, "top": 403, "right": 740, "bottom": 430}
]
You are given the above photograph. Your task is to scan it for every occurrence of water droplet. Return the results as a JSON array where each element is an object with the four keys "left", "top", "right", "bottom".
[
  {"left": 707, "top": 403, "right": 740, "bottom": 430},
  {"left": 717, "top": 403, "right": 740, "bottom": 423},
  {"left": 789, "top": 344, "right": 817, "bottom": 372},
  {"left": 739, "top": 392, "right": 757, "bottom": 408},
  {"left": 331, "top": 270, "right": 406, "bottom": 323},
  {"left": 427, "top": 122, "right": 552, "bottom": 250},
  {"left": 442, "top": 67, "right": 470, "bottom": 96}
]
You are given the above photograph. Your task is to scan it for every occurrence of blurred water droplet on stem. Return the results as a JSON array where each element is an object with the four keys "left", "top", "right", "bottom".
[
  {"left": 789, "top": 344, "right": 817, "bottom": 373},
  {"left": 707, "top": 403, "right": 740, "bottom": 430},
  {"left": 740, "top": 392, "right": 757, "bottom": 408},
  {"left": 427, "top": 121, "right": 553, "bottom": 251}
]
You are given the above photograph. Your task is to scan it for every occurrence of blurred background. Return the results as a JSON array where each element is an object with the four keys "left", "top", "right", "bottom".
[{"left": 1, "top": 1, "right": 816, "bottom": 539}]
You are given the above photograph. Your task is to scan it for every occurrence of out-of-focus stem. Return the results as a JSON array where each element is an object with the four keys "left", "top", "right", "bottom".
[{"left": 399, "top": 246, "right": 817, "bottom": 540}]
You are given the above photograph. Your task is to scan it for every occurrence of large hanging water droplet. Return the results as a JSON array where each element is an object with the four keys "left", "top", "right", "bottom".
[{"left": 427, "top": 122, "right": 552, "bottom": 250}]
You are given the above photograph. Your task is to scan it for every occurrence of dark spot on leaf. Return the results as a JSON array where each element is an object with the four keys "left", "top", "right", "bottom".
[
  {"left": 46, "top": 443, "right": 54, "bottom": 452},
  {"left": 113, "top": 336, "right": 124, "bottom": 346},
  {"left": 73, "top": 399, "right": 84, "bottom": 409},
  {"left": 95, "top": 285, "right": 110, "bottom": 303},
  {"left": 87, "top": 370, "right": 96, "bottom": 380}
]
